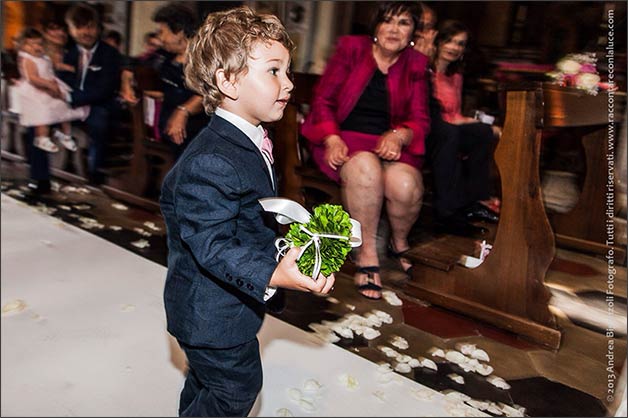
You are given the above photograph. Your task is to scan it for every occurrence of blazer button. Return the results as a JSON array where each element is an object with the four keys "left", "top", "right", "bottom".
[
  {"left": 236, "top": 279, "right": 244, "bottom": 287},
  {"left": 246, "top": 283, "right": 254, "bottom": 291},
  {"left": 226, "top": 273, "right": 232, "bottom": 280}
]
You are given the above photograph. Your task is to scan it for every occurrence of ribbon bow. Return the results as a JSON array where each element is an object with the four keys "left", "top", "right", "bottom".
[{"left": 259, "top": 198, "right": 362, "bottom": 279}]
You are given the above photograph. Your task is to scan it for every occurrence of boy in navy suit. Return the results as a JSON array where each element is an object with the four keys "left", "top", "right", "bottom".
[{"left": 160, "top": 7, "right": 336, "bottom": 417}]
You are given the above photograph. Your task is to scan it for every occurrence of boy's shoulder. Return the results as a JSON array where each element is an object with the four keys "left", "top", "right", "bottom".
[{"left": 176, "top": 116, "right": 259, "bottom": 170}]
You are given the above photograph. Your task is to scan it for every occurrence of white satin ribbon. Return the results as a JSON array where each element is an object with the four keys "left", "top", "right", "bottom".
[{"left": 259, "top": 197, "right": 362, "bottom": 279}]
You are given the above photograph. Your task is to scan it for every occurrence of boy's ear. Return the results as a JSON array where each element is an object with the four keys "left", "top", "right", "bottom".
[{"left": 215, "top": 69, "right": 238, "bottom": 100}]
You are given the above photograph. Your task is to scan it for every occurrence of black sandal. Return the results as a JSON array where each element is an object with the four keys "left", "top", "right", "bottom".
[
  {"left": 355, "top": 266, "right": 382, "bottom": 300},
  {"left": 387, "top": 242, "right": 414, "bottom": 278}
]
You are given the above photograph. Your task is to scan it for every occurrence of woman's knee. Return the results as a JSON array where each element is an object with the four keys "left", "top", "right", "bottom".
[
  {"left": 384, "top": 164, "right": 424, "bottom": 203},
  {"left": 340, "top": 151, "right": 383, "bottom": 185}
]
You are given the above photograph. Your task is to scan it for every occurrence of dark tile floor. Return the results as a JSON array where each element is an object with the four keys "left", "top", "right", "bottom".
[{"left": 1, "top": 159, "right": 626, "bottom": 417}]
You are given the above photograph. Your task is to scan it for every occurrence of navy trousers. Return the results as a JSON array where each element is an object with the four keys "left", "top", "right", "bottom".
[
  {"left": 178, "top": 338, "right": 263, "bottom": 417},
  {"left": 26, "top": 127, "right": 50, "bottom": 181},
  {"left": 427, "top": 120, "right": 495, "bottom": 218},
  {"left": 83, "top": 105, "right": 110, "bottom": 176}
]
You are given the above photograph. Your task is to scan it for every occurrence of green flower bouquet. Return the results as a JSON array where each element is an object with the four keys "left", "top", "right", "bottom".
[{"left": 259, "top": 198, "right": 362, "bottom": 279}]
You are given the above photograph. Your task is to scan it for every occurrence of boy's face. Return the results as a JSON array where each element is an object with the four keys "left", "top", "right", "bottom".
[{"left": 230, "top": 40, "right": 293, "bottom": 126}]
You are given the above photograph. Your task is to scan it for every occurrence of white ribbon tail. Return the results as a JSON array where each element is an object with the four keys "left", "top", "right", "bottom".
[{"left": 258, "top": 197, "right": 311, "bottom": 224}]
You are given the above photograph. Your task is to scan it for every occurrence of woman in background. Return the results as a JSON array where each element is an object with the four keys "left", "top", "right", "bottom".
[
  {"left": 301, "top": 2, "right": 430, "bottom": 300},
  {"left": 427, "top": 20, "right": 501, "bottom": 236}
]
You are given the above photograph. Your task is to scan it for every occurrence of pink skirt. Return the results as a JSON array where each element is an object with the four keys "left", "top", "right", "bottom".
[{"left": 309, "top": 130, "right": 423, "bottom": 183}]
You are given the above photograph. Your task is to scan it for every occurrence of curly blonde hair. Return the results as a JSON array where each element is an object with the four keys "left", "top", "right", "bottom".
[{"left": 185, "top": 6, "right": 294, "bottom": 113}]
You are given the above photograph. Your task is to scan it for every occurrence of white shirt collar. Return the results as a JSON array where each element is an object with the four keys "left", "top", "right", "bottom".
[
  {"left": 78, "top": 42, "right": 99, "bottom": 56},
  {"left": 214, "top": 107, "right": 265, "bottom": 149}
]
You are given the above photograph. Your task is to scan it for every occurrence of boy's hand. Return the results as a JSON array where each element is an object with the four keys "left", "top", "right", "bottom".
[{"left": 269, "top": 247, "right": 336, "bottom": 294}]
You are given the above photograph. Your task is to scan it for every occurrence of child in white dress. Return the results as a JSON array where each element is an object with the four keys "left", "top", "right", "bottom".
[{"left": 14, "top": 28, "right": 89, "bottom": 153}]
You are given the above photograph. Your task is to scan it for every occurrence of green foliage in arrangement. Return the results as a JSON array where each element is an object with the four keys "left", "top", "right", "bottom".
[{"left": 285, "top": 204, "right": 353, "bottom": 277}]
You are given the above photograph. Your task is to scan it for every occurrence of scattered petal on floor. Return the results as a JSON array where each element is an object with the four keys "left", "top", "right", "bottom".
[
  {"left": 471, "top": 349, "right": 490, "bottom": 362},
  {"left": 486, "top": 375, "right": 510, "bottom": 390},
  {"left": 372, "top": 390, "right": 387, "bottom": 402},
  {"left": 394, "top": 362, "right": 412, "bottom": 373},
  {"left": 337, "top": 373, "right": 359, "bottom": 390},
  {"left": 302, "top": 379, "right": 322, "bottom": 393},
  {"left": 326, "top": 296, "right": 339, "bottom": 304},
  {"left": 131, "top": 239, "right": 150, "bottom": 249},
  {"left": 112, "top": 203, "right": 129, "bottom": 211},
  {"left": 143, "top": 221, "right": 161, "bottom": 231},
  {"left": 274, "top": 407, "right": 293, "bottom": 417},
  {"left": 390, "top": 335, "right": 409, "bottom": 350},
  {"left": 382, "top": 290, "right": 403, "bottom": 306},
  {"left": 133, "top": 227, "right": 152, "bottom": 237},
  {"left": 448, "top": 373, "right": 465, "bottom": 384},
  {"left": 2, "top": 299, "right": 27, "bottom": 315},
  {"left": 109, "top": 225, "right": 123, "bottom": 231},
  {"left": 287, "top": 388, "right": 302, "bottom": 401},
  {"left": 419, "top": 357, "right": 438, "bottom": 371},
  {"left": 428, "top": 347, "right": 446, "bottom": 358}
]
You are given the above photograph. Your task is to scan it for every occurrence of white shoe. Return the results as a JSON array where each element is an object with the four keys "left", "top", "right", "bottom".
[
  {"left": 53, "top": 131, "right": 78, "bottom": 152},
  {"left": 34, "top": 136, "right": 59, "bottom": 153}
]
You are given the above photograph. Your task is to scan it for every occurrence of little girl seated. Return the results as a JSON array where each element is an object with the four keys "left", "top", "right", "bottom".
[{"left": 13, "top": 28, "right": 89, "bottom": 153}]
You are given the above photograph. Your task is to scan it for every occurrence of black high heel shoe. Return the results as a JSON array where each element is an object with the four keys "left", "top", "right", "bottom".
[
  {"left": 387, "top": 242, "right": 414, "bottom": 279},
  {"left": 355, "top": 266, "right": 382, "bottom": 300}
]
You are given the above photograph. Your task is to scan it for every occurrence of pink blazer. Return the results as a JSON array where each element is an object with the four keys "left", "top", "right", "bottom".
[
  {"left": 432, "top": 71, "right": 464, "bottom": 124},
  {"left": 300, "top": 35, "right": 431, "bottom": 157}
]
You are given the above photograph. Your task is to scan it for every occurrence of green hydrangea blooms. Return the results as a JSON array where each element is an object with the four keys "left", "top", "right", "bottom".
[{"left": 285, "top": 204, "right": 353, "bottom": 277}]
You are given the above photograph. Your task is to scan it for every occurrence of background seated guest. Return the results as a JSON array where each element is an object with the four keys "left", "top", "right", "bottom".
[
  {"left": 103, "top": 29, "right": 123, "bottom": 52},
  {"left": 136, "top": 31, "right": 162, "bottom": 65},
  {"left": 301, "top": 2, "right": 430, "bottom": 300},
  {"left": 121, "top": 3, "right": 209, "bottom": 159},
  {"left": 427, "top": 20, "right": 502, "bottom": 237},
  {"left": 56, "top": 3, "right": 121, "bottom": 185},
  {"left": 152, "top": 2, "right": 209, "bottom": 158},
  {"left": 413, "top": 2, "right": 437, "bottom": 58}
]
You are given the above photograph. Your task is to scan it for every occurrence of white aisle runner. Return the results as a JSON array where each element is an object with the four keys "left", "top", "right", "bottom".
[{"left": 1, "top": 195, "right": 480, "bottom": 417}]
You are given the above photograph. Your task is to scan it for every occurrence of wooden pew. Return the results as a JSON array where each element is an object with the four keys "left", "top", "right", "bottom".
[
  {"left": 404, "top": 83, "right": 562, "bottom": 348},
  {"left": 103, "top": 66, "right": 174, "bottom": 211},
  {"left": 542, "top": 85, "right": 626, "bottom": 262}
]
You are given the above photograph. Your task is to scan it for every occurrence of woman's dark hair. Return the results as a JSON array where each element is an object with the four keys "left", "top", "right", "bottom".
[
  {"left": 65, "top": 3, "right": 100, "bottom": 28},
  {"left": 371, "top": 2, "right": 421, "bottom": 36},
  {"left": 433, "top": 19, "right": 470, "bottom": 76},
  {"left": 153, "top": 3, "right": 200, "bottom": 39},
  {"left": 41, "top": 18, "right": 67, "bottom": 32},
  {"left": 20, "top": 27, "right": 44, "bottom": 41}
]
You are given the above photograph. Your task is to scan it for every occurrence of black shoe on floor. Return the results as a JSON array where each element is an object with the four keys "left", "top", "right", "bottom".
[
  {"left": 27, "top": 179, "right": 51, "bottom": 194},
  {"left": 87, "top": 172, "right": 105, "bottom": 186},
  {"left": 464, "top": 202, "right": 499, "bottom": 224},
  {"left": 436, "top": 213, "right": 488, "bottom": 238}
]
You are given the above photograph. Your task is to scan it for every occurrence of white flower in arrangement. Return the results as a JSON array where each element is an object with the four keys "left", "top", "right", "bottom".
[
  {"left": 556, "top": 58, "right": 581, "bottom": 74},
  {"left": 547, "top": 52, "right": 605, "bottom": 95},
  {"left": 575, "top": 72, "right": 601, "bottom": 92}
]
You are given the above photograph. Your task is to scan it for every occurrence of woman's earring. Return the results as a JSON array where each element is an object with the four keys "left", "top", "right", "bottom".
[
  {"left": 373, "top": 36, "right": 378, "bottom": 44},
  {"left": 409, "top": 40, "right": 416, "bottom": 47},
  {"left": 459, "top": 54, "right": 464, "bottom": 61}
]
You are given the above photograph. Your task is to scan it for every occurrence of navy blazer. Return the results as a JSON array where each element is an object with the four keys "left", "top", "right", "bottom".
[
  {"left": 160, "top": 115, "right": 279, "bottom": 348},
  {"left": 57, "top": 41, "right": 121, "bottom": 108}
]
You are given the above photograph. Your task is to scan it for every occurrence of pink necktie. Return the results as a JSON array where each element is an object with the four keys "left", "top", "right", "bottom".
[{"left": 261, "top": 129, "right": 274, "bottom": 164}]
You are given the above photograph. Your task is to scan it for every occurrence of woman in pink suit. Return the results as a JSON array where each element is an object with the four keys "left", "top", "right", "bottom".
[{"left": 301, "top": 2, "right": 430, "bottom": 300}]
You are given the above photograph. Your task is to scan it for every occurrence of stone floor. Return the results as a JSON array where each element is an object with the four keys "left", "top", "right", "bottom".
[{"left": 1, "top": 159, "right": 626, "bottom": 416}]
